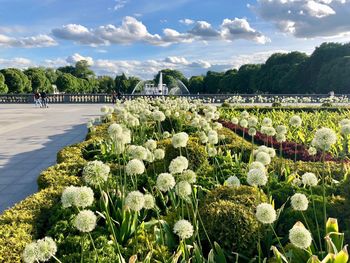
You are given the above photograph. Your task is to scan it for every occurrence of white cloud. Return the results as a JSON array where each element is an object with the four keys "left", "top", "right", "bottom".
[
  {"left": 114, "top": 0, "right": 128, "bottom": 10},
  {"left": 0, "top": 57, "right": 34, "bottom": 68},
  {"left": 66, "top": 53, "right": 94, "bottom": 65},
  {"left": 0, "top": 34, "right": 57, "bottom": 48},
  {"left": 252, "top": 0, "right": 350, "bottom": 38},
  {"left": 179, "top": 19, "right": 194, "bottom": 25},
  {"left": 52, "top": 16, "right": 269, "bottom": 46}
]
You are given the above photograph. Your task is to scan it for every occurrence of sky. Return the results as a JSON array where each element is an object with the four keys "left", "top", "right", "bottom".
[{"left": 1, "top": 0, "right": 350, "bottom": 79}]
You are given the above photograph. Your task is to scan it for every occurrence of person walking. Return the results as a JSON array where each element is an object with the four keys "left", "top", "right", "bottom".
[
  {"left": 111, "top": 90, "right": 117, "bottom": 104},
  {"left": 40, "top": 91, "right": 48, "bottom": 108},
  {"left": 34, "top": 90, "right": 42, "bottom": 108}
]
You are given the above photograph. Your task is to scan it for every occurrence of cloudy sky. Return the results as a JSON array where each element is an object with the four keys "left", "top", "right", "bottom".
[{"left": 1, "top": 0, "right": 350, "bottom": 79}]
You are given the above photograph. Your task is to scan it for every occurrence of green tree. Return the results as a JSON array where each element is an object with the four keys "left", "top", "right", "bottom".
[
  {"left": 235, "top": 64, "right": 261, "bottom": 93},
  {"left": 74, "top": 60, "right": 95, "bottom": 79},
  {"left": 24, "top": 68, "right": 52, "bottom": 93},
  {"left": 154, "top": 69, "right": 188, "bottom": 88},
  {"left": 188, "top": 75, "right": 204, "bottom": 94},
  {"left": 203, "top": 71, "right": 224, "bottom": 93},
  {"left": 219, "top": 69, "right": 238, "bottom": 93},
  {"left": 45, "top": 68, "right": 58, "bottom": 84},
  {"left": 0, "top": 73, "right": 8, "bottom": 94},
  {"left": 97, "top": 76, "right": 115, "bottom": 93},
  {"left": 0, "top": 68, "right": 31, "bottom": 94},
  {"left": 56, "top": 73, "right": 79, "bottom": 93},
  {"left": 115, "top": 73, "right": 129, "bottom": 93}
]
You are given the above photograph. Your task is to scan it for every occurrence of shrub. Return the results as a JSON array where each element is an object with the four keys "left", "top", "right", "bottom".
[
  {"left": 57, "top": 144, "right": 85, "bottom": 164},
  {"left": 200, "top": 186, "right": 267, "bottom": 258},
  {"left": 272, "top": 102, "right": 282, "bottom": 107}
]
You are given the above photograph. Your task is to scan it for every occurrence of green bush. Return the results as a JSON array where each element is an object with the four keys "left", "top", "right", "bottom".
[
  {"left": 271, "top": 102, "right": 283, "bottom": 107},
  {"left": 56, "top": 144, "right": 85, "bottom": 164},
  {"left": 200, "top": 186, "right": 267, "bottom": 258}
]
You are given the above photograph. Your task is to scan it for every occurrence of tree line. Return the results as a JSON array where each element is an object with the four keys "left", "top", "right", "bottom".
[{"left": 0, "top": 42, "right": 350, "bottom": 95}]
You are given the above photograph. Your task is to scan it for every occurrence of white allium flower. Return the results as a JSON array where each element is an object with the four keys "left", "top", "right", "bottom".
[
  {"left": 291, "top": 193, "right": 308, "bottom": 211},
  {"left": 154, "top": 148, "right": 165, "bottom": 160},
  {"left": 240, "top": 119, "right": 248, "bottom": 128},
  {"left": 265, "top": 127, "right": 276, "bottom": 137},
  {"left": 262, "top": 117, "right": 272, "bottom": 127},
  {"left": 260, "top": 126, "right": 268, "bottom": 135},
  {"left": 249, "top": 161, "right": 266, "bottom": 170},
  {"left": 248, "top": 128, "right": 257, "bottom": 136},
  {"left": 339, "top": 119, "right": 350, "bottom": 127},
  {"left": 276, "top": 125, "right": 287, "bottom": 134},
  {"left": 83, "top": 160, "right": 110, "bottom": 186},
  {"left": 163, "top": 131, "right": 171, "bottom": 138},
  {"left": 231, "top": 117, "right": 239, "bottom": 125},
  {"left": 179, "top": 169, "right": 197, "bottom": 184},
  {"left": 101, "top": 106, "right": 108, "bottom": 113},
  {"left": 157, "top": 173, "right": 176, "bottom": 192},
  {"left": 172, "top": 132, "right": 189, "bottom": 148},
  {"left": 240, "top": 110, "right": 249, "bottom": 119},
  {"left": 130, "top": 145, "right": 148, "bottom": 160},
  {"left": 176, "top": 181, "right": 192, "bottom": 198},
  {"left": 143, "top": 194, "right": 155, "bottom": 209},
  {"left": 173, "top": 219, "right": 194, "bottom": 239},
  {"left": 289, "top": 222, "right": 312, "bottom": 249},
  {"left": 341, "top": 124, "right": 350, "bottom": 136},
  {"left": 267, "top": 148, "right": 276, "bottom": 158},
  {"left": 153, "top": 111, "right": 166, "bottom": 122},
  {"left": 225, "top": 176, "right": 240, "bottom": 187},
  {"left": 248, "top": 116, "right": 258, "bottom": 127},
  {"left": 144, "top": 149, "right": 155, "bottom": 163},
  {"left": 276, "top": 133, "right": 286, "bottom": 143},
  {"left": 125, "top": 191, "right": 145, "bottom": 211},
  {"left": 199, "top": 131, "right": 208, "bottom": 144},
  {"left": 256, "top": 203, "right": 277, "bottom": 224},
  {"left": 212, "top": 122, "right": 222, "bottom": 130},
  {"left": 23, "top": 242, "right": 38, "bottom": 263},
  {"left": 312, "top": 127, "right": 337, "bottom": 151},
  {"left": 308, "top": 147, "right": 317, "bottom": 156},
  {"left": 73, "top": 186, "right": 94, "bottom": 209},
  {"left": 144, "top": 139, "right": 157, "bottom": 151},
  {"left": 61, "top": 186, "right": 77, "bottom": 208},
  {"left": 255, "top": 152, "right": 271, "bottom": 165},
  {"left": 207, "top": 146, "right": 217, "bottom": 157},
  {"left": 247, "top": 168, "right": 268, "bottom": 186},
  {"left": 73, "top": 210, "right": 97, "bottom": 233},
  {"left": 292, "top": 178, "right": 302, "bottom": 187},
  {"left": 290, "top": 115, "right": 302, "bottom": 127},
  {"left": 208, "top": 130, "right": 219, "bottom": 145},
  {"left": 169, "top": 156, "right": 189, "bottom": 174},
  {"left": 302, "top": 172, "right": 318, "bottom": 186},
  {"left": 36, "top": 237, "right": 57, "bottom": 262},
  {"left": 126, "top": 159, "right": 145, "bottom": 176},
  {"left": 108, "top": 123, "right": 123, "bottom": 135}
]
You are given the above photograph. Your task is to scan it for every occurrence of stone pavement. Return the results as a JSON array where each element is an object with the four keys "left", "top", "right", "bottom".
[{"left": 0, "top": 104, "right": 105, "bottom": 213}]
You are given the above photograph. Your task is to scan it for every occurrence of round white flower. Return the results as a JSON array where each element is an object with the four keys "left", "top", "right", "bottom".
[
  {"left": 291, "top": 193, "right": 308, "bottom": 211},
  {"left": 339, "top": 119, "right": 350, "bottom": 127},
  {"left": 169, "top": 156, "right": 188, "bottom": 174},
  {"left": 125, "top": 191, "right": 145, "bottom": 211},
  {"left": 126, "top": 159, "right": 145, "bottom": 176},
  {"left": 73, "top": 186, "right": 94, "bottom": 209},
  {"left": 255, "top": 152, "right": 271, "bottom": 165},
  {"left": 231, "top": 117, "right": 239, "bottom": 125},
  {"left": 249, "top": 161, "right": 266, "bottom": 170},
  {"left": 179, "top": 170, "right": 197, "bottom": 184},
  {"left": 312, "top": 127, "right": 337, "bottom": 151},
  {"left": 100, "top": 106, "right": 108, "bottom": 113},
  {"left": 302, "top": 172, "right": 318, "bottom": 186},
  {"left": 154, "top": 149, "right": 165, "bottom": 160},
  {"left": 290, "top": 115, "right": 302, "bottom": 127},
  {"left": 172, "top": 132, "right": 189, "bottom": 148},
  {"left": 308, "top": 147, "right": 317, "bottom": 156},
  {"left": 225, "top": 176, "right": 240, "bottom": 187},
  {"left": 73, "top": 210, "right": 97, "bottom": 233},
  {"left": 341, "top": 124, "right": 350, "bottom": 136},
  {"left": 267, "top": 148, "right": 276, "bottom": 158},
  {"left": 248, "top": 116, "right": 258, "bottom": 127},
  {"left": 240, "top": 111, "right": 249, "bottom": 119},
  {"left": 61, "top": 186, "right": 77, "bottom": 208},
  {"left": 163, "top": 131, "right": 171, "bottom": 138},
  {"left": 83, "top": 161, "right": 110, "bottom": 186},
  {"left": 276, "top": 133, "right": 286, "bottom": 143},
  {"left": 130, "top": 145, "right": 148, "bottom": 160},
  {"left": 240, "top": 119, "right": 248, "bottom": 128},
  {"left": 262, "top": 117, "right": 272, "bottom": 127},
  {"left": 176, "top": 181, "right": 192, "bottom": 198},
  {"left": 36, "top": 237, "right": 57, "bottom": 262},
  {"left": 144, "top": 139, "right": 157, "bottom": 151},
  {"left": 265, "top": 127, "right": 276, "bottom": 137},
  {"left": 108, "top": 123, "right": 123, "bottom": 135},
  {"left": 248, "top": 128, "right": 257, "bottom": 136},
  {"left": 23, "top": 242, "right": 38, "bottom": 263},
  {"left": 143, "top": 194, "right": 155, "bottom": 209},
  {"left": 207, "top": 146, "right": 217, "bottom": 157},
  {"left": 289, "top": 222, "right": 312, "bottom": 249},
  {"left": 208, "top": 130, "right": 218, "bottom": 145},
  {"left": 157, "top": 173, "right": 176, "bottom": 192},
  {"left": 153, "top": 111, "right": 166, "bottom": 122},
  {"left": 173, "top": 219, "right": 194, "bottom": 239},
  {"left": 276, "top": 125, "right": 287, "bottom": 134},
  {"left": 256, "top": 203, "right": 277, "bottom": 224},
  {"left": 247, "top": 168, "right": 268, "bottom": 186}
]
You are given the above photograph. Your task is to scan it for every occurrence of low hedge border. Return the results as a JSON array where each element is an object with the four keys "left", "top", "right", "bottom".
[{"left": 220, "top": 106, "right": 350, "bottom": 113}]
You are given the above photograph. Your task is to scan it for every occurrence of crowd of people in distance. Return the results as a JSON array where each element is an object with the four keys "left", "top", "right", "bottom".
[{"left": 34, "top": 90, "right": 48, "bottom": 108}]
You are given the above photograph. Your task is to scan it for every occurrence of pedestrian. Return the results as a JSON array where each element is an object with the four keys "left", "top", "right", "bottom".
[
  {"left": 40, "top": 91, "right": 48, "bottom": 108},
  {"left": 117, "top": 90, "right": 122, "bottom": 101},
  {"left": 34, "top": 90, "right": 42, "bottom": 108},
  {"left": 111, "top": 90, "right": 117, "bottom": 104}
]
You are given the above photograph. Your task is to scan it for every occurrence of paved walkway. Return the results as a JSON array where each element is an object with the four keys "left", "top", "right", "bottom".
[{"left": 0, "top": 104, "right": 105, "bottom": 213}]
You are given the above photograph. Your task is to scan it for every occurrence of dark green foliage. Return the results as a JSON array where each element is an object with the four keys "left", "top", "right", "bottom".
[
  {"left": 0, "top": 73, "right": 8, "bottom": 94},
  {"left": 24, "top": 68, "right": 52, "bottom": 93},
  {"left": 0, "top": 68, "right": 31, "bottom": 93},
  {"left": 200, "top": 186, "right": 267, "bottom": 258}
]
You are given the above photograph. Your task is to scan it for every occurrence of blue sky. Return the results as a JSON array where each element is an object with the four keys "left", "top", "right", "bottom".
[{"left": 1, "top": 0, "right": 350, "bottom": 79}]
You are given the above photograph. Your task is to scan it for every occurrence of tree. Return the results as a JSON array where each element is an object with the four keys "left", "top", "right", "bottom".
[
  {"left": 203, "top": 71, "right": 224, "bottom": 93},
  {"left": 115, "top": 73, "right": 129, "bottom": 93},
  {"left": 0, "top": 73, "right": 8, "bottom": 94},
  {"left": 74, "top": 60, "right": 95, "bottom": 79},
  {"left": 97, "top": 76, "right": 115, "bottom": 93},
  {"left": 45, "top": 68, "right": 58, "bottom": 84},
  {"left": 0, "top": 68, "right": 31, "bottom": 93},
  {"left": 127, "top": 76, "right": 141, "bottom": 93},
  {"left": 24, "top": 68, "right": 52, "bottom": 93},
  {"left": 154, "top": 69, "right": 188, "bottom": 88},
  {"left": 219, "top": 69, "right": 238, "bottom": 93},
  {"left": 188, "top": 76, "right": 204, "bottom": 94},
  {"left": 56, "top": 73, "right": 79, "bottom": 93},
  {"left": 235, "top": 64, "right": 261, "bottom": 93}
]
